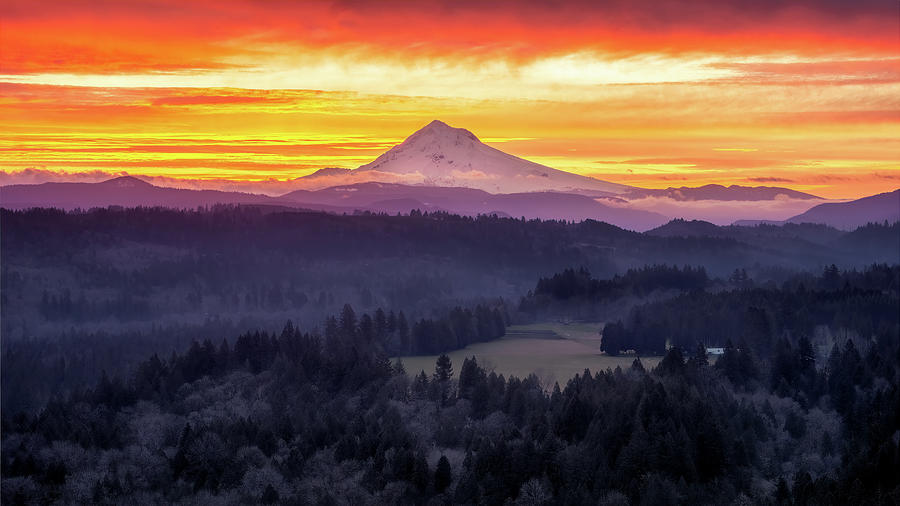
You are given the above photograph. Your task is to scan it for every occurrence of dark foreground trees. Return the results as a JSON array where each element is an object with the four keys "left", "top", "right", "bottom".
[
  {"left": 2, "top": 259, "right": 898, "bottom": 504},
  {"left": 3, "top": 308, "right": 898, "bottom": 505}
]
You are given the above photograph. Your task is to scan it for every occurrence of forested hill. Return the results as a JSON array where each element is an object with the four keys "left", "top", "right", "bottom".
[
  {"left": 3, "top": 295, "right": 898, "bottom": 504},
  {"left": 2, "top": 206, "right": 894, "bottom": 355},
  {"left": 3, "top": 207, "right": 896, "bottom": 275},
  {"left": 518, "top": 264, "right": 710, "bottom": 319},
  {"left": 520, "top": 264, "right": 899, "bottom": 357},
  {"left": 1, "top": 302, "right": 508, "bottom": 415}
]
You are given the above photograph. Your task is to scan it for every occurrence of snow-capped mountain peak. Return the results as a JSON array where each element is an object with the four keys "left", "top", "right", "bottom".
[
  {"left": 355, "top": 120, "right": 630, "bottom": 194},
  {"left": 404, "top": 119, "right": 480, "bottom": 147}
]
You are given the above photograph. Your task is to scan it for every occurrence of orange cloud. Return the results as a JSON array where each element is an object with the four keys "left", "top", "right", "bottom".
[
  {"left": 2, "top": 0, "right": 896, "bottom": 77},
  {"left": 0, "top": 2, "right": 897, "bottom": 200},
  {"left": 2, "top": 81, "right": 897, "bottom": 198}
]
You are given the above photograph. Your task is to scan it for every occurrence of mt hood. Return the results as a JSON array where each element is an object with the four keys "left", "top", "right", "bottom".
[{"left": 304, "top": 120, "right": 631, "bottom": 194}]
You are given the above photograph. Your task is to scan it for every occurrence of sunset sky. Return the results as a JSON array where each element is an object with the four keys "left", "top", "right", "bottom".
[{"left": 1, "top": 0, "right": 898, "bottom": 198}]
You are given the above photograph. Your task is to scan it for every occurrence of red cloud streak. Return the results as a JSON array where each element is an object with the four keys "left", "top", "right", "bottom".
[{"left": 1, "top": 0, "right": 895, "bottom": 74}]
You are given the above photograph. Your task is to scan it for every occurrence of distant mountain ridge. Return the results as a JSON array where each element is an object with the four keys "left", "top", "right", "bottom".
[
  {"left": 645, "top": 218, "right": 898, "bottom": 264},
  {"left": 281, "top": 181, "right": 667, "bottom": 230},
  {"left": 3, "top": 175, "right": 897, "bottom": 233},
  {"left": 622, "top": 184, "right": 821, "bottom": 201},
  {"left": 785, "top": 189, "right": 899, "bottom": 229},
  {"left": 0, "top": 177, "right": 668, "bottom": 231},
  {"left": 0, "top": 176, "right": 276, "bottom": 209},
  {"left": 732, "top": 189, "right": 900, "bottom": 230},
  {"left": 2, "top": 120, "right": 880, "bottom": 228}
]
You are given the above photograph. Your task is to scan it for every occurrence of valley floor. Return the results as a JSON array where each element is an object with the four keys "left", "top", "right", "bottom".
[{"left": 399, "top": 322, "right": 662, "bottom": 386}]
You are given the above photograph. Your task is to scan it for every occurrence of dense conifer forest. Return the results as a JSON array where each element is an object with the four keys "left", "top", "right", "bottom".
[
  {"left": 2, "top": 263, "right": 898, "bottom": 504},
  {"left": 2, "top": 207, "right": 898, "bottom": 504}
]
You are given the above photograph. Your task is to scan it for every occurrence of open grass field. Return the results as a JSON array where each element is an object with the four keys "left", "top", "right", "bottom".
[{"left": 399, "top": 322, "right": 662, "bottom": 387}]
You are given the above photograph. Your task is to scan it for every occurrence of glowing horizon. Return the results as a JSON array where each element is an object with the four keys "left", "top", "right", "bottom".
[{"left": 1, "top": 0, "right": 898, "bottom": 199}]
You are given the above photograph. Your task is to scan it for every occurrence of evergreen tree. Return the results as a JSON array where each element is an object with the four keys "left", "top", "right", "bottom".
[
  {"left": 412, "top": 451, "right": 430, "bottom": 492},
  {"left": 397, "top": 311, "right": 410, "bottom": 354},
  {"left": 339, "top": 304, "right": 358, "bottom": 340},
  {"left": 691, "top": 342, "right": 708, "bottom": 368},
  {"left": 434, "top": 354, "right": 453, "bottom": 383},
  {"left": 656, "top": 347, "right": 685, "bottom": 376},
  {"left": 434, "top": 354, "right": 454, "bottom": 405},
  {"left": 434, "top": 455, "right": 452, "bottom": 493}
]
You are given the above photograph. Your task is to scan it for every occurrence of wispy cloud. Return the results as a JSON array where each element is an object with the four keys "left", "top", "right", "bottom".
[{"left": 747, "top": 177, "right": 795, "bottom": 183}]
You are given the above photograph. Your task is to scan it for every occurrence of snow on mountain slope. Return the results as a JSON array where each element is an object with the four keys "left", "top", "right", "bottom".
[{"left": 354, "top": 120, "right": 631, "bottom": 194}]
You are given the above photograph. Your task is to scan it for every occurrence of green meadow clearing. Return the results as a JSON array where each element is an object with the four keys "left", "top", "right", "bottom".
[{"left": 399, "top": 322, "right": 662, "bottom": 386}]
